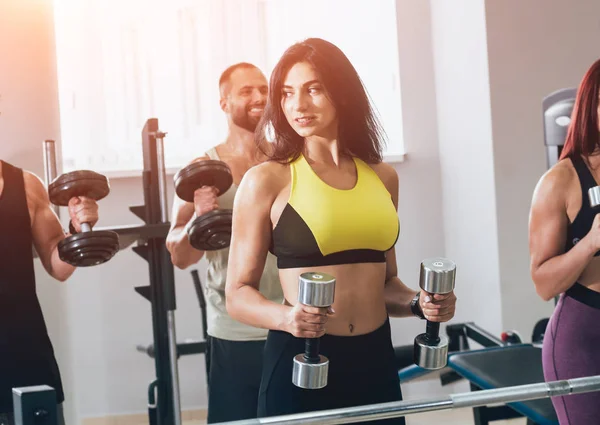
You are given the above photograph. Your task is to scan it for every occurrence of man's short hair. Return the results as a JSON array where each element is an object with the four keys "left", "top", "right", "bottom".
[{"left": 219, "top": 62, "right": 260, "bottom": 97}]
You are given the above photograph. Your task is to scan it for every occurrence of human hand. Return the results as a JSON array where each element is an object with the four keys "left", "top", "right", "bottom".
[
  {"left": 68, "top": 196, "right": 99, "bottom": 232},
  {"left": 419, "top": 290, "right": 456, "bottom": 322},
  {"left": 193, "top": 186, "right": 219, "bottom": 217},
  {"left": 283, "top": 303, "right": 335, "bottom": 338}
]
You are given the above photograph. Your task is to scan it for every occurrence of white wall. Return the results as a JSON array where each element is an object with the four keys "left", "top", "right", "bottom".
[
  {"left": 3, "top": 0, "right": 600, "bottom": 424},
  {"left": 485, "top": 0, "right": 600, "bottom": 338},
  {"left": 389, "top": 0, "right": 446, "bottom": 346},
  {"left": 429, "top": 0, "right": 504, "bottom": 335}
]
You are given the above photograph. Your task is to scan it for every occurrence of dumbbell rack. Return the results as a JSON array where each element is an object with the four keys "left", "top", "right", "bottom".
[{"left": 42, "top": 118, "right": 182, "bottom": 425}]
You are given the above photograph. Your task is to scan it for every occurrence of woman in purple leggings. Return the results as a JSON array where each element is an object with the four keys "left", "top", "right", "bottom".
[{"left": 529, "top": 58, "right": 600, "bottom": 425}]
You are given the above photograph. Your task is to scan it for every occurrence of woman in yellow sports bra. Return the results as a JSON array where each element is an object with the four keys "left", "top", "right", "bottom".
[{"left": 225, "top": 38, "right": 457, "bottom": 424}]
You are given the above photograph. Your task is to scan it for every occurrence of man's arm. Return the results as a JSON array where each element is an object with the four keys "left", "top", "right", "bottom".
[
  {"left": 26, "top": 172, "right": 76, "bottom": 282},
  {"left": 165, "top": 155, "right": 215, "bottom": 269},
  {"left": 166, "top": 195, "right": 205, "bottom": 269}
]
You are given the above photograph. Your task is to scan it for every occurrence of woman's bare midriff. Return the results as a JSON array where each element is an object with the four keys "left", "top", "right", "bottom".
[{"left": 278, "top": 262, "right": 389, "bottom": 337}]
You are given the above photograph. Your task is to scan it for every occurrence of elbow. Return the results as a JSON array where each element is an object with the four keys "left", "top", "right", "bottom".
[
  {"left": 534, "top": 284, "right": 556, "bottom": 302},
  {"left": 52, "top": 268, "right": 73, "bottom": 283},
  {"left": 166, "top": 235, "right": 202, "bottom": 269},
  {"left": 171, "top": 254, "right": 190, "bottom": 270},
  {"left": 225, "top": 285, "right": 242, "bottom": 321},
  {"left": 166, "top": 240, "right": 189, "bottom": 270},
  {"left": 165, "top": 239, "right": 182, "bottom": 267},
  {"left": 531, "top": 270, "right": 556, "bottom": 302}
]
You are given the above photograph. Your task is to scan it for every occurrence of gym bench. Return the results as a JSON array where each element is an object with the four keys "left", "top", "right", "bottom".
[{"left": 398, "top": 323, "right": 557, "bottom": 425}]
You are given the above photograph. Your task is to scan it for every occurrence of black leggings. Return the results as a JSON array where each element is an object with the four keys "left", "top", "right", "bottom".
[
  {"left": 206, "top": 336, "right": 265, "bottom": 423},
  {"left": 258, "top": 318, "right": 405, "bottom": 425},
  {"left": 542, "top": 283, "right": 600, "bottom": 424}
]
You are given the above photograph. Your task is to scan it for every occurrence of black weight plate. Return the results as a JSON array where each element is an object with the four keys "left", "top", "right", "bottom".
[
  {"left": 58, "top": 231, "right": 119, "bottom": 266},
  {"left": 59, "top": 235, "right": 120, "bottom": 254},
  {"left": 49, "top": 170, "right": 110, "bottom": 206},
  {"left": 174, "top": 160, "right": 233, "bottom": 202},
  {"left": 59, "top": 247, "right": 117, "bottom": 267},
  {"left": 62, "top": 248, "right": 117, "bottom": 267},
  {"left": 61, "top": 238, "right": 119, "bottom": 254},
  {"left": 192, "top": 209, "right": 233, "bottom": 230},
  {"left": 188, "top": 209, "right": 233, "bottom": 251},
  {"left": 59, "top": 231, "right": 119, "bottom": 250}
]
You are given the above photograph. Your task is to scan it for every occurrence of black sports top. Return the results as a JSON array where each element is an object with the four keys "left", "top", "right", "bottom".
[
  {"left": 565, "top": 156, "right": 600, "bottom": 256},
  {"left": 0, "top": 161, "right": 64, "bottom": 412},
  {"left": 269, "top": 154, "right": 400, "bottom": 269}
]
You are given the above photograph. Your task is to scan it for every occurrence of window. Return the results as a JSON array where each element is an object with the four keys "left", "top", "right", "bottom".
[{"left": 53, "top": 0, "right": 405, "bottom": 176}]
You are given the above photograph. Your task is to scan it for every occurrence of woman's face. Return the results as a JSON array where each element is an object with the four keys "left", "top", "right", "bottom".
[{"left": 280, "top": 61, "right": 338, "bottom": 140}]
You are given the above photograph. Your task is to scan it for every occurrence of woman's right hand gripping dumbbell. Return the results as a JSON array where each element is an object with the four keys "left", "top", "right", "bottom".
[{"left": 282, "top": 303, "right": 335, "bottom": 338}]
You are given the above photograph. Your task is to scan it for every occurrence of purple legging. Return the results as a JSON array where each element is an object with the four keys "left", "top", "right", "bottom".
[{"left": 542, "top": 283, "right": 600, "bottom": 425}]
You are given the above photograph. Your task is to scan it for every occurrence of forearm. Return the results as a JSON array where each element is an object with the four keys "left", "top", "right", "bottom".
[
  {"left": 227, "top": 285, "right": 290, "bottom": 330},
  {"left": 166, "top": 227, "right": 205, "bottom": 269},
  {"left": 533, "top": 235, "right": 596, "bottom": 301},
  {"left": 48, "top": 239, "right": 76, "bottom": 282},
  {"left": 384, "top": 276, "right": 419, "bottom": 318}
]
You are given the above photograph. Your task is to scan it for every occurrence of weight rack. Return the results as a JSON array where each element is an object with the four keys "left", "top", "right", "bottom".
[{"left": 43, "top": 118, "right": 183, "bottom": 425}]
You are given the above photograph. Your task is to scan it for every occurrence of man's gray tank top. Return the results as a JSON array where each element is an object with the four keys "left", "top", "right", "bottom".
[{"left": 203, "top": 147, "right": 284, "bottom": 341}]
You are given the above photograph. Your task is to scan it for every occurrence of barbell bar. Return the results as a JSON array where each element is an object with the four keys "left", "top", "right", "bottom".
[{"left": 213, "top": 374, "right": 600, "bottom": 425}]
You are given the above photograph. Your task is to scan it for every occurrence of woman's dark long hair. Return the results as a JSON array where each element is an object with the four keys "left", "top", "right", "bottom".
[
  {"left": 256, "top": 38, "right": 386, "bottom": 164},
  {"left": 559, "top": 58, "right": 600, "bottom": 161}
]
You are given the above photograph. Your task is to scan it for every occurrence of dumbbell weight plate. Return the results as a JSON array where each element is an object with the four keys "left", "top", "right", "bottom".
[
  {"left": 292, "top": 355, "right": 329, "bottom": 389},
  {"left": 58, "top": 230, "right": 120, "bottom": 267},
  {"left": 49, "top": 171, "right": 110, "bottom": 206},
  {"left": 174, "top": 160, "right": 233, "bottom": 202},
  {"left": 188, "top": 209, "right": 233, "bottom": 251},
  {"left": 414, "top": 334, "right": 449, "bottom": 370}
]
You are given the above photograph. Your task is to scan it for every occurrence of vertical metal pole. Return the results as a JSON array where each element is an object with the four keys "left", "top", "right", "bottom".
[
  {"left": 140, "top": 118, "right": 181, "bottom": 425},
  {"left": 42, "top": 140, "right": 59, "bottom": 217},
  {"left": 155, "top": 132, "right": 170, "bottom": 223},
  {"left": 154, "top": 130, "right": 181, "bottom": 425}
]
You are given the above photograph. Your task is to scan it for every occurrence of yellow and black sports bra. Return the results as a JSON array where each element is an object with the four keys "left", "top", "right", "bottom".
[{"left": 269, "top": 154, "right": 400, "bottom": 269}]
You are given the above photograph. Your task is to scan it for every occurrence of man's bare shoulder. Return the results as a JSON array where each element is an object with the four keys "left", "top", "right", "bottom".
[
  {"left": 183, "top": 154, "right": 212, "bottom": 167},
  {"left": 22, "top": 170, "right": 48, "bottom": 201}
]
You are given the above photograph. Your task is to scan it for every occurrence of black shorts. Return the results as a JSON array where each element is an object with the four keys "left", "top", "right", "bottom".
[
  {"left": 257, "top": 318, "right": 405, "bottom": 425},
  {"left": 206, "top": 336, "right": 265, "bottom": 423}
]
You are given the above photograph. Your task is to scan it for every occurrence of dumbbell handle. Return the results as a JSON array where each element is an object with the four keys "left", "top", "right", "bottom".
[
  {"left": 80, "top": 223, "right": 92, "bottom": 232},
  {"left": 424, "top": 320, "right": 440, "bottom": 344},
  {"left": 304, "top": 338, "right": 321, "bottom": 363}
]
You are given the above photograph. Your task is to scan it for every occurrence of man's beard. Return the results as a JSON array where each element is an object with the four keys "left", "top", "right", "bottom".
[{"left": 232, "top": 107, "right": 262, "bottom": 133}]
